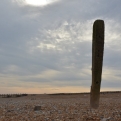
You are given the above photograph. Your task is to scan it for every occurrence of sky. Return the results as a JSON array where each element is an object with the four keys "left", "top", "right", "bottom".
[{"left": 0, "top": 0, "right": 121, "bottom": 94}]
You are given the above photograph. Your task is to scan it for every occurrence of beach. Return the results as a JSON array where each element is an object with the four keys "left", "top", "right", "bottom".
[{"left": 0, "top": 92, "right": 121, "bottom": 121}]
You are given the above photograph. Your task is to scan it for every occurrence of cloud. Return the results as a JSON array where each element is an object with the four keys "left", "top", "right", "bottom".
[{"left": 0, "top": 0, "right": 121, "bottom": 93}]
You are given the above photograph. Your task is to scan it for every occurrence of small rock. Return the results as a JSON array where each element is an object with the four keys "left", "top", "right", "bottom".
[
  {"left": 101, "top": 117, "right": 111, "bottom": 121},
  {"left": 101, "top": 118, "right": 107, "bottom": 121},
  {"left": 7, "top": 110, "right": 14, "bottom": 112},
  {"left": 34, "top": 106, "right": 41, "bottom": 111}
]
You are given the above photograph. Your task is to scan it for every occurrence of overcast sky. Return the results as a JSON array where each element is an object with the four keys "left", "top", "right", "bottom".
[{"left": 0, "top": 0, "right": 121, "bottom": 94}]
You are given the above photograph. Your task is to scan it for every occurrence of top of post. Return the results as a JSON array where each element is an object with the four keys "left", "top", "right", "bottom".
[
  {"left": 93, "top": 19, "right": 104, "bottom": 27},
  {"left": 93, "top": 19, "right": 105, "bottom": 42},
  {"left": 94, "top": 19, "right": 104, "bottom": 23}
]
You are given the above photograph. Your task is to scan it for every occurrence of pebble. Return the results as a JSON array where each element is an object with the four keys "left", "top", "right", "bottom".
[
  {"left": 0, "top": 93, "right": 121, "bottom": 121},
  {"left": 34, "top": 106, "right": 41, "bottom": 111}
]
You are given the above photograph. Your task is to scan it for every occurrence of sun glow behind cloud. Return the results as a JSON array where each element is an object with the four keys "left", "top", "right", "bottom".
[{"left": 25, "top": 0, "right": 50, "bottom": 6}]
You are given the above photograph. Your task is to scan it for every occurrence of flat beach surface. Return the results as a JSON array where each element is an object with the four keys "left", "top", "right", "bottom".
[{"left": 0, "top": 92, "right": 121, "bottom": 121}]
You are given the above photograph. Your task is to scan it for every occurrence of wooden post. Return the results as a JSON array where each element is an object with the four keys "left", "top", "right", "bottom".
[{"left": 90, "top": 20, "right": 105, "bottom": 109}]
